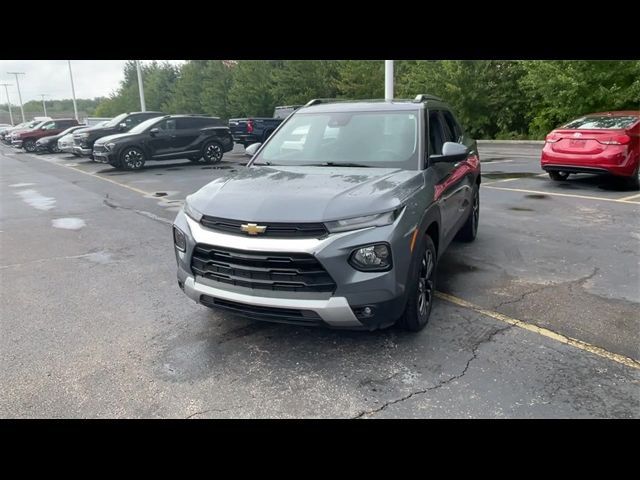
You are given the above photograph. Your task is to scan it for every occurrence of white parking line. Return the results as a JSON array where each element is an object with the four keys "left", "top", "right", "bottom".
[{"left": 483, "top": 185, "right": 640, "bottom": 204}]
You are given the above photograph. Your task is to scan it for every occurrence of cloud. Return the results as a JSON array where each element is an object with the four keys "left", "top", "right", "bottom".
[{"left": 0, "top": 60, "right": 184, "bottom": 103}]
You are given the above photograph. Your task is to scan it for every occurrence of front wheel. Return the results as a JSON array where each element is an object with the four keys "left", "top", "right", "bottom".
[
  {"left": 397, "top": 235, "right": 437, "bottom": 332},
  {"left": 549, "top": 171, "right": 569, "bottom": 181},
  {"left": 49, "top": 144, "right": 61, "bottom": 154},
  {"left": 202, "top": 141, "right": 223, "bottom": 164},
  {"left": 23, "top": 139, "right": 36, "bottom": 152},
  {"left": 119, "top": 146, "right": 146, "bottom": 170}
]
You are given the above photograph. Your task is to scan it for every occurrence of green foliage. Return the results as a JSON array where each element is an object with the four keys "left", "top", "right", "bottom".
[
  {"left": 90, "top": 60, "right": 639, "bottom": 138},
  {"left": 13, "top": 97, "right": 104, "bottom": 115},
  {"left": 519, "top": 60, "right": 640, "bottom": 137}
]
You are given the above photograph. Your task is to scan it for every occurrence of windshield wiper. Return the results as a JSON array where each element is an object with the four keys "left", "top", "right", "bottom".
[{"left": 306, "top": 162, "right": 371, "bottom": 168}]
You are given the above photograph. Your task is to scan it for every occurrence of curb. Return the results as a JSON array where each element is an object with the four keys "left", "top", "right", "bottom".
[{"left": 477, "top": 140, "right": 544, "bottom": 145}]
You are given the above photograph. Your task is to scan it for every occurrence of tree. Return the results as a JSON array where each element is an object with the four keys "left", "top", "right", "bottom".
[
  {"left": 520, "top": 60, "right": 640, "bottom": 137},
  {"left": 336, "top": 60, "right": 384, "bottom": 99},
  {"left": 227, "top": 61, "right": 282, "bottom": 117},
  {"left": 271, "top": 60, "right": 340, "bottom": 105}
]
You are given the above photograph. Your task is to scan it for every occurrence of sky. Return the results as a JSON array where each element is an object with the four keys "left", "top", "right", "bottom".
[{"left": 0, "top": 60, "right": 185, "bottom": 104}]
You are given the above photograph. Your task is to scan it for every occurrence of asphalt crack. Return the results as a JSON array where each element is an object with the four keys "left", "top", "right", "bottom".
[
  {"left": 351, "top": 324, "right": 513, "bottom": 419},
  {"left": 185, "top": 405, "right": 246, "bottom": 419},
  {"left": 493, "top": 267, "right": 599, "bottom": 311},
  {"left": 103, "top": 196, "right": 172, "bottom": 226}
]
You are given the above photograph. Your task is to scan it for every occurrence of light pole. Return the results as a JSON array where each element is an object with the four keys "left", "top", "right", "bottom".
[
  {"left": 67, "top": 61, "right": 78, "bottom": 121},
  {"left": 385, "top": 60, "right": 394, "bottom": 101},
  {"left": 7, "top": 72, "right": 25, "bottom": 122},
  {"left": 39, "top": 94, "right": 49, "bottom": 117},
  {"left": 0, "top": 83, "right": 14, "bottom": 125},
  {"left": 135, "top": 60, "right": 146, "bottom": 112}
]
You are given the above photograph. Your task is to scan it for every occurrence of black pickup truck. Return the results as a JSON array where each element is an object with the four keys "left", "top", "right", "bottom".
[{"left": 228, "top": 105, "right": 302, "bottom": 147}]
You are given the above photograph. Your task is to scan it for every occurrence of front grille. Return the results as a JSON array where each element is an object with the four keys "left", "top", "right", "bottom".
[
  {"left": 199, "top": 295, "right": 322, "bottom": 325},
  {"left": 93, "top": 144, "right": 106, "bottom": 153},
  {"left": 191, "top": 244, "right": 336, "bottom": 293},
  {"left": 200, "top": 215, "right": 328, "bottom": 238}
]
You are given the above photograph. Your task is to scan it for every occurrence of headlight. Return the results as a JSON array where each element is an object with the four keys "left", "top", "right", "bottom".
[
  {"left": 184, "top": 197, "right": 203, "bottom": 222},
  {"left": 325, "top": 208, "right": 402, "bottom": 233},
  {"left": 104, "top": 142, "right": 116, "bottom": 151},
  {"left": 173, "top": 226, "right": 186, "bottom": 252},
  {"left": 77, "top": 132, "right": 90, "bottom": 138},
  {"left": 349, "top": 243, "right": 392, "bottom": 271}
]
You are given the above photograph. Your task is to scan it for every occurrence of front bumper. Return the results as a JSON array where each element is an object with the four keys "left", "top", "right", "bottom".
[
  {"left": 174, "top": 209, "right": 415, "bottom": 330},
  {"left": 93, "top": 150, "right": 116, "bottom": 164},
  {"left": 232, "top": 134, "right": 260, "bottom": 145},
  {"left": 72, "top": 145, "right": 92, "bottom": 156},
  {"left": 11, "top": 139, "right": 23, "bottom": 148},
  {"left": 181, "top": 274, "right": 362, "bottom": 327}
]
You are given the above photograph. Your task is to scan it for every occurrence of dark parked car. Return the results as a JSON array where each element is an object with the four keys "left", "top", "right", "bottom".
[
  {"left": 173, "top": 95, "right": 480, "bottom": 332},
  {"left": 35, "top": 125, "right": 87, "bottom": 153},
  {"left": 228, "top": 105, "right": 302, "bottom": 147},
  {"left": 72, "top": 111, "right": 164, "bottom": 158},
  {"left": 12, "top": 118, "right": 79, "bottom": 152},
  {"left": 92, "top": 114, "right": 234, "bottom": 170}
]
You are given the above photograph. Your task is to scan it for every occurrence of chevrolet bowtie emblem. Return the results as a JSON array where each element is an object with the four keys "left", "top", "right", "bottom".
[{"left": 241, "top": 223, "right": 267, "bottom": 235}]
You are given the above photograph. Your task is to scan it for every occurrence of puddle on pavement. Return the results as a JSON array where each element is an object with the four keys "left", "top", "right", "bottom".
[
  {"left": 525, "top": 194, "right": 549, "bottom": 199},
  {"left": 155, "top": 173, "right": 163, "bottom": 176},
  {"left": 509, "top": 207, "right": 535, "bottom": 212},
  {"left": 166, "top": 168, "right": 183, "bottom": 171},
  {"left": 482, "top": 172, "right": 538, "bottom": 180},
  {"left": 200, "top": 165, "right": 235, "bottom": 170},
  {"left": 154, "top": 192, "right": 168, "bottom": 197}
]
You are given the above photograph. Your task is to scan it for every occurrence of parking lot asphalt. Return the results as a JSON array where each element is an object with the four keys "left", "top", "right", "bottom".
[{"left": 1, "top": 142, "right": 638, "bottom": 418}]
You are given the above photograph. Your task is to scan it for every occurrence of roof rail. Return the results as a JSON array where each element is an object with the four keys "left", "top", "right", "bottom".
[
  {"left": 304, "top": 98, "right": 336, "bottom": 107},
  {"left": 413, "top": 94, "right": 443, "bottom": 103}
]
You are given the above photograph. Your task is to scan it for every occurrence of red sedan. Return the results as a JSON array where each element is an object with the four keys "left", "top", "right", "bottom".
[{"left": 541, "top": 111, "right": 639, "bottom": 189}]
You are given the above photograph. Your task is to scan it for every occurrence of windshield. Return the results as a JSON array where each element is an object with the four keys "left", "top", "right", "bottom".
[
  {"left": 254, "top": 111, "right": 419, "bottom": 169},
  {"left": 104, "top": 113, "right": 129, "bottom": 128},
  {"left": 128, "top": 117, "right": 162, "bottom": 134},
  {"left": 562, "top": 115, "right": 639, "bottom": 130}
]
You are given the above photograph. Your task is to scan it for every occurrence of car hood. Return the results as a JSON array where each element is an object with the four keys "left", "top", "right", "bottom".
[
  {"left": 94, "top": 132, "right": 137, "bottom": 145},
  {"left": 187, "top": 165, "right": 424, "bottom": 223}
]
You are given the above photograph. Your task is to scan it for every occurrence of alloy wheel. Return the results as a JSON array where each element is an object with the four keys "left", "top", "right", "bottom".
[
  {"left": 204, "top": 143, "right": 222, "bottom": 163},
  {"left": 123, "top": 149, "right": 144, "bottom": 169},
  {"left": 417, "top": 249, "right": 435, "bottom": 320}
]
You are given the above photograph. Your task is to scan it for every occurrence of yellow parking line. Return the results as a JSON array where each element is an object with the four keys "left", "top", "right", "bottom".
[
  {"left": 435, "top": 291, "right": 640, "bottom": 370},
  {"left": 618, "top": 192, "right": 640, "bottom": 202},
  {"left": 484, "top": 185, "right": 640, "bottom": 204},
  {"left": 33, "top": 156, "right": 154, "bottom": 196}
]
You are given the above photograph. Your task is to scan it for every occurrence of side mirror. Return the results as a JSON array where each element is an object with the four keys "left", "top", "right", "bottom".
[
  {"left": 118, "top": 122, "right": 127, "bottom": 131},
  {"left": 244, "top": 142, "right": 262, "bottom": 157},
  {"left": 149, "top": 128, "right": 160, "bottom": 136},
  {"left": 430, "top": 142, "right": 468, "bottom": 164}
]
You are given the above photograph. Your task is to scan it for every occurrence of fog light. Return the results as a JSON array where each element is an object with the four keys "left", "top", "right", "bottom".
[
  {"left": 354, "top": 305, "right": 376, "bottom": 319},
  {"left": 173, "top": 226, "right": 186, "bottom": 252},
  {"left": 349, "top": 243, "right": 392, "bottom": 271}
]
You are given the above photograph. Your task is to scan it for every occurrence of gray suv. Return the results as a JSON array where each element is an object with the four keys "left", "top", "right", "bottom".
[{"left": 173, "top": 95, "right": 481, "bottom": 331}]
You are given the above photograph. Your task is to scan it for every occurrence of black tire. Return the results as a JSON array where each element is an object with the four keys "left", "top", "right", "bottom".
[
  {"left": 23, "top": 139, "right": 36, "bottom": 153},
  {"left": 457, "top": 185, "right": 479, "bottom": 242},
  {"left": 397, "top": 235, "right": 437, "bottom": 332},
  {"left": 48, "top": 143, "right": 61, "bottom": 154},
  {"left": 549, "top": 171, "right": 569, "bottom": 181},
  {"left": 119, "top": 146, "right": 146, "bottom": 170},
  {"left": 202, "top": 141, "right": 223, "bottom": 164},
  {"left": 624, "top": 165, "right": 640, "bottom": 190}
]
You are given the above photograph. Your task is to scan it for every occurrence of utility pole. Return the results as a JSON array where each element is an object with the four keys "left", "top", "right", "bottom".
[
  {"left": 0, "top": 83, "right": 14, "bottom": 125},
  {"left": 385, "top": 60, "right": 394, "bottom": 101},
  {"left": 135, "top": 60, "right": 146, "bottom": 112},
  {"left": 6, "top": 72, "right": 25, "bottom": 122},
  {"left": 39, "top": 94, "right": 49, "bottom": 117},
  {"left": 67, "top": 61, "right": 78, "bottom": 121}
]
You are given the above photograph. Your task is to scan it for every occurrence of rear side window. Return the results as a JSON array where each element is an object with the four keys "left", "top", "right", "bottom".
[
  {"left": 427, "top": 110, "right": 446, "bottom": 156},
  {"left": 176, "top": 118, "right": 198, "bottom": 129},
  {"left": 563, "top": 115, "right": 638, "bottom": 129}
]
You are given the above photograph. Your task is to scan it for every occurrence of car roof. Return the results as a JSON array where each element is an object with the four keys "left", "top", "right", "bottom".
[
  {"left": 297, "top": 98, "right": 450, "bottom": 114},
  {"left": 585, "top": 111, "right": 640, "bottom": 117},
  {"left": 298, "top": 100, "right": 425, "bottom": 114},
  {"left": 159, "top": 114, "right": 221, "bottom": 119}
]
